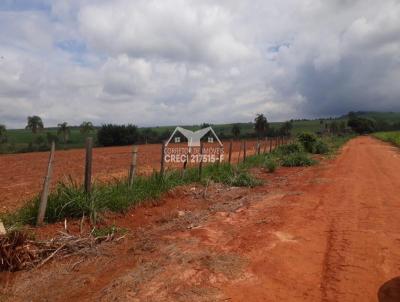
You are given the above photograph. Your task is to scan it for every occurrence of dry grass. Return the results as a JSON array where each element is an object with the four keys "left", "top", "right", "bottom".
[{"left": 0, "top": 230, "right": 123, "bottom": 272}]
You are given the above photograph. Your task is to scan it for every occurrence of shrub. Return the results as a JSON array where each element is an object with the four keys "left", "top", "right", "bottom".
[
  {"left": 263, "top": 157, "right": 277, "bottom": 173},
  {"left": 274, "top": 143, "right": 303, "bottom": 155},
  {"left": 313, "top": 140, "right": 329, "bottom": 154},
  {"left": 297, "top": 132, "right": 317, "bottom": 153},
  {"left": 280, "top": 152, "right": 317, "bottom": 167}
]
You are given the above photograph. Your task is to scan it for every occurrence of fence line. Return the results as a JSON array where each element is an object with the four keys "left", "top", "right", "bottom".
[{"left": 30, "top": 136, "right": 290, "bottom": 224}]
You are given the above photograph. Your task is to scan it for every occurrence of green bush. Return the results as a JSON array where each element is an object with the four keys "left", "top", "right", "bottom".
[
  {"left": 297, "top": 132, "right": 317, "bottom": 153},
  {"left": 280, "top": 152, "right": 317, "bottom": 167},
  {"left": 313, "top": 140, "right": 329, "bottom": 154},
  {"left": 263, "top": 157, "right": 277, "bottom": 173},
  {"left": 274, "top": 143, "right": 303, "bottom": 155}
]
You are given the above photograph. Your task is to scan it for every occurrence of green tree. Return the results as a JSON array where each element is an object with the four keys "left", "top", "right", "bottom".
[
  {"left": 347, "top": 113, "right": 376, "bottom": 134},
  {"left": 231, "top": 124, "right": 241, "bottom": 139},
  {"left": 280, "top": 121, "right": 293, "bottom": 136},
  {"left": 26, "top": 116, "right": 44, "bottom": 134},
  {"left": 57, "top": 122, "right": 70, "bottom": 143},
  {"left": 80, "top": 121, "right": 94, "bottom": 136},
  {"left": 254, "top": 114, "right": 268, "bottom": 138},
  {"left": 0, "top": 124, "right": 7, "bottom": 143},
  {"left": 200, "top": 123, "right": 211, "bottom": 128}
]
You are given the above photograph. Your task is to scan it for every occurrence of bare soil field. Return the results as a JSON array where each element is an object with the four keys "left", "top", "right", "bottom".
[
  {"left": 0, "top": 140, "right": 261, "bottom": 213},
  {"left": 2, "top": 136, "right": 400, "bottom": 301}
]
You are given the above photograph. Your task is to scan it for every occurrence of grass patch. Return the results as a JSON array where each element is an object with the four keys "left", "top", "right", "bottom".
[
  {"left": 91, "top": 225, "right": 128, "bottom": 237},
  {"left": 280, "top": 152, "right": 317, "bottom": 167},
  {"left": 373, "top": 131, "right": 400, "bottom": 147},
  {"left": 1, "top": 163, "right": 260, "bottom": 228},
  {"left": 263, "top": 156, "right": 278, "bottom": 173}
]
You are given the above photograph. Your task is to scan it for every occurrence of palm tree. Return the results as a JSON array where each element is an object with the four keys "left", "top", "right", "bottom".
[
  {"left": 231, "top": 124, "right": 241, "bottom": 139},
  {"left": 254, "top": 113, "right": 269, "bottom": 138},
  {"left": 57, "top": 122, "right": 70, "bottom": 144},
  {"left": 26, "top": 116, "right": 44, "bottom": 134},
  {"left": 0, "top": 124, "right": 7, "bottom": 143},
  {"left": 79, "top": 121, "right": 94, "bottom": 136}
]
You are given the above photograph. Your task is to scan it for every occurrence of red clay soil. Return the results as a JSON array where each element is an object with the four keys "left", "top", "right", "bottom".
[
  {"left": 0, "top": 140, "right": 262, "bottom": 213},
  {"left": 2, "top": 136, "right": 400, "bottom": 301}
]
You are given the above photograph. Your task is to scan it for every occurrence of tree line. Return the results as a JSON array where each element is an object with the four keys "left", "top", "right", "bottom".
[{"left": 1, "top": 111, "right": 400, "bottom": 152}]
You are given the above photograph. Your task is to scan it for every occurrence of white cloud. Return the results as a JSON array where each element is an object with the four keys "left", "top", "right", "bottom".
[{"left": 1, "top": 0, "right": 400, "bottom": 128}]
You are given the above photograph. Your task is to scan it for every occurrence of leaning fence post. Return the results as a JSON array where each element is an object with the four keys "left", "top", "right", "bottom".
[
  {"left": 160, "top": 141, "right": 166, "bottom": 177},
  {"left": 199, "top": 143, "right": 204, "bottom": 178},
  {"left": 129, "top": 145, "right": 138, "bottom": 187},
  {"left": 37, "top": 141, "right": 55, "bottom": 225},
  {"left": 84, "top": 137, "right": 93, "bottom": 194},
  {"left": 243, "top": 141, "right": 247, "bottom": 162},
  {"left": 228, "top": 140, "right": 233, "bottom": 164}
]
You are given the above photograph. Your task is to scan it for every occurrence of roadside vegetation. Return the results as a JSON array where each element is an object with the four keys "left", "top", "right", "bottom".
[
  {"left": 373, "top": 131, "right": 400, "bottom": 147},
  {"left": 0, "top": 132, "right": 353, "bottom": 229}
]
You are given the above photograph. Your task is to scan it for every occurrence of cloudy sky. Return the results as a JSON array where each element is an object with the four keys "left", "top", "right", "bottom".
[{"left": 1, "top": 0, "right": 400, "bottom": 128}]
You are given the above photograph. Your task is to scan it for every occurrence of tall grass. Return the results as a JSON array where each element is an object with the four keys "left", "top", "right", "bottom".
[
  {"left": 1, "top": 163, "right": 260, "bottom": 227},
  {"left": 2, "top": 134, "right": 353, "bottom": 228}
]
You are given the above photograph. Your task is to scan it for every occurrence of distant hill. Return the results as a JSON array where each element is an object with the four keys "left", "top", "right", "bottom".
[{"left": 341, "top": 111, "right": 400, "bottom": 123}]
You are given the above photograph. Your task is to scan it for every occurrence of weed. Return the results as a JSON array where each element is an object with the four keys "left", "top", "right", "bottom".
[
  {"left": 280, "top": 152, "right": 317, "bottom": 167},
  {"left": 263, "top": 157, "right": 278, "bottom": 173},
  {"left": 274, "top": 143, "right": 303, "bottom": 155},
  {"left": 91, "top": 225, "right": 128, "bottom": 237}
]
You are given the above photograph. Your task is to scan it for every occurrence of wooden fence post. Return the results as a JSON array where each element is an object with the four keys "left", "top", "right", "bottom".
[
  {"left": 243, "top": 141, "right": 247, "bottom": 162},
  {"left": 37, "top": 141, "right": 55, "bottom": 225},
  {"left": 199, "top": 143, "right": 204, "bottom": 178},
  {"left": 263, "top": 138, "right": 267, "bottom": 154},
  {"left": 183, "top": 147, "right": 190, "bottom": 177},
  {"left": 84, "top": 137, "right": 93, "bottom": 194},
  {"left": 269, "top": 137, "right": 273, "bottom": 153},
  {"left": 129, "top": 145, "right": 138, "bottom": 187},
  {"left": 237, "top": 140, "right": 242, "bottom": 164},
  {"left": 160, "top": 142, "right": 166, "bottom": 177},
  {"left": 257, "top": 141, "right": 261, "bottom": 155},
  {"left": 228, "top": 140, "right": 233, "bottom": 164}
]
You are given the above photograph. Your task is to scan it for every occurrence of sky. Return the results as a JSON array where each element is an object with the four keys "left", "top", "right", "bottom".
[{"left": 1, "top": 0, "right": 400, "bottom": 128}]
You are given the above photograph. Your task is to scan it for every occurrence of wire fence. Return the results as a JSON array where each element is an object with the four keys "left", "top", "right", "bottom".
[{"left": 0, "top": 137, "right": 290, "bottom": 216}]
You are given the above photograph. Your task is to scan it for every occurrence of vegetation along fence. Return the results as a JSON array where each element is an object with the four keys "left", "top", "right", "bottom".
[{"left": 35, "top": 136, "right": 291, "bottom": 225}]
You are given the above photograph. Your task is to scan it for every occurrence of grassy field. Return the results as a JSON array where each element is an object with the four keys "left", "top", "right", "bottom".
[
  {"left": 1, "top": 119, "right": 343, "bottom": 154},
  {"left": 373, "top": 131, "right": 400, "bottom": 147}
]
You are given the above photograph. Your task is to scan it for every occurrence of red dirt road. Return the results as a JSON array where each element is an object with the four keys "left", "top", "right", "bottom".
[{"left": 2, "top": 136, "right": 400, "bottom": 301}]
